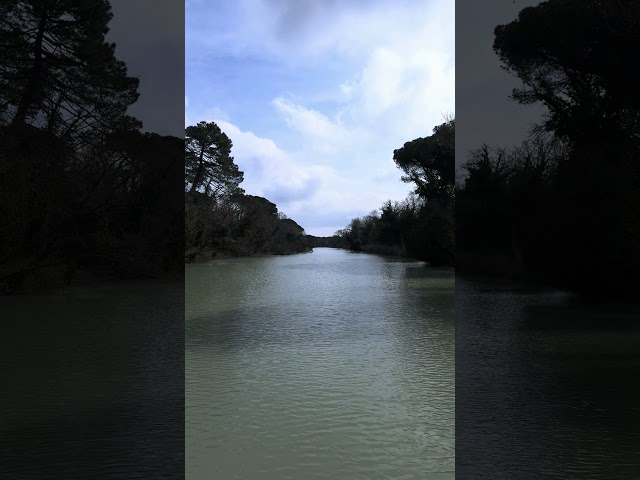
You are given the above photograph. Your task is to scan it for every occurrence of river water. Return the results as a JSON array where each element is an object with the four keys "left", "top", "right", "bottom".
[
  {"left": 0, "top": 280, "right": 184, "bottom": 479},
  {"left": 186, "top": 247, "right": 455, "bottom": 479},
  {"left": 456, "top": 275, "right": 640, "bottom": 479}
]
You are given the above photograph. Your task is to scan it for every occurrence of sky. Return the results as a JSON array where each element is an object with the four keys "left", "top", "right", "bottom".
[
  {"left": 101, "top": 0, "right": 547, "bottom": 235},
  {"left": 107, "top": 0, "right": 185, "bottom": 137},
  {"left": 186, "top": 0, "right": 454, "bottom": 236},
  {"left": 455, "top": 0, "right": 546, "bottom": 174}
]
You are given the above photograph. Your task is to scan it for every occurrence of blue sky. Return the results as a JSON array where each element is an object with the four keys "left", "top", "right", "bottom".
[{"left": 186, "top": 0, "right": 454, "bottom": 236}]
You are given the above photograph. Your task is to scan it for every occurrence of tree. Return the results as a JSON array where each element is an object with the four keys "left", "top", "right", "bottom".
[
  {"left": 183, "top": 120, "right": 310, "bottom": 261},
  {"left": 493, "top": 0, "right": 640, "bottom": 149},
  {"left": 0, "top": 1, "right": 191, "bottom": 292},
  {"left": 392, "top": 119, "right": 455, "bottom": 207},
  {"left": 185, "top": 121, "right": 244, "bottom": 198},
  {"left": 0, "top": 0, "right": 140, "bottom": 141},
  {"left": 388, "top": 120, "right": 456, "bottom": 266},
  {"left": 493, "top": 0, "right": 640, "bottom": 295}
]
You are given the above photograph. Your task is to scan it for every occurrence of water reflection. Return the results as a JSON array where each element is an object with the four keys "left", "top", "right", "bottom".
[
  {"left": 456, "top": 275, "right": 640, "bottom": 479},
  {"left": 0, "top": 281, "right": 184, "bottom": 479},
  {"left": 187, "top": 248, "right": 454, "bottom": 479}
]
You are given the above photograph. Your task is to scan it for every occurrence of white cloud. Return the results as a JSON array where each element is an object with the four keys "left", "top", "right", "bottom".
[
  {"left": 214, "top": 120, "right": 353, "bottom": 214},
  {"left": 264, "top": 0, "right": 454, "bottom": 144},
  {"left": 272, "top": 98, "right": 344, "bottom": 143},
  {"left": 183, "top": 115, "right": 413, "bottom": 232},
  {"left": 186, "top": 0, "right": 453, "bottom": 235},
  {"left": 271, "top": 97, "right": 371, "bottom": 156}
]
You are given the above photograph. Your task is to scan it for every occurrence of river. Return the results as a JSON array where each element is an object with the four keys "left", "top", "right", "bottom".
[
  {"left": 186, "top": 247, "right": 455, "bottom": 479},
  {"left": 456, "top": 275, "right": 640, "bottom": 479},
  {"left": 0, "top": 279, "right": 184, "bottom": 479}
]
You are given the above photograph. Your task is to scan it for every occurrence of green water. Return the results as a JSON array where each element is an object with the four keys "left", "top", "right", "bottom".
[{"left": 186, "top": 247, "right": 454, "bottom": 479}]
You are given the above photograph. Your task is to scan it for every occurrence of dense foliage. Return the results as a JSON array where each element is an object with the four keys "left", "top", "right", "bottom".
[
  {"left": 0, "top": 0, "right": 183, "bottom": 293},
  {"left": 305, "top": 235, "right": 349, "bottom": 249},
  {"left": 457, "top": 0, "right": 640, "bottom": 298},
  {"left": 184, "top": 121, "right": 310, "bottom": 262},
  {"left": 333, "top": 120, "right": 455, "bottom": 267}
]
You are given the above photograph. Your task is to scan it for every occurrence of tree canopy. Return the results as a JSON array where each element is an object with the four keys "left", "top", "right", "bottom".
[
  {"left": 333, "top": 119, "right": 455, "bottom": 267},
  {"left": 185, "top": 121, "right": 244, "bottom": 198},
  {"left": 494, "top": 0, "right": 640, "bottom": 147},
  {"left": 455, "top": 0, "right": 640, "bottom": 298},
  {"left": 184, "top": 121, "right": 309, "bottom": 261},
  {"left": 393, "top": 119, "right": 455, "bottom": 207},
  {"left": 0, "top": 0, "right": 140, "bottom": 142},
  {"left": 0, "top": 0, "right": 186, "bottom": 292}
]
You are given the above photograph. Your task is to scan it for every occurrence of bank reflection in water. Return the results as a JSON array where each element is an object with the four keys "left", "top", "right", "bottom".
[
  {"left": 456, "top": 275, "right": 640, "bottom": 479},
  {"left": 0, "top": 281, "right": 184, "bottom": 479}
]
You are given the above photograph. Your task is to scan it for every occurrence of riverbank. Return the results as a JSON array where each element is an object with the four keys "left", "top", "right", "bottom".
[
  {"left": 1, "top": 262, "right": 184, "bottom": 296},
  {"left": 337, "top": 244, "right": 455, "bottom": 269},
  {"left": 185, "top": 247, "right": 312, "bottom": 264},
  {"left": 457, "top": 249, "right": 640, "bottom": 302}
]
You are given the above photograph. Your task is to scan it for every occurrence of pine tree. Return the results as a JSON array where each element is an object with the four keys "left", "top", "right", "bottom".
[
  {"left": 0, "top": 0, "right": 140, "bottom": 141},
  {"left": 185, "top": 121, "right": 244, "bottom": 199}
]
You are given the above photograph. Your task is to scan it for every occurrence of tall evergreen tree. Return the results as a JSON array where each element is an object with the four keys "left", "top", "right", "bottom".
[
  {"left": 0, "top": 0, "right": 140, "bottom": 141},
  {"left": 185, "top": 121, "right": 244, "bottom": 198}
]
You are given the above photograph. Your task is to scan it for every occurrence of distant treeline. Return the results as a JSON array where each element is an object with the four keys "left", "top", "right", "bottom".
[
  {"left": 305, "top": 235, "right": 349, "bottom": 249},
  {"left": 1, "top": 1, "right": 183, "bottom": 293},
  {"left": 333, "top": 119, "right": 455, "bottom": 267},
  {"left": 184, "top": 121, "right": 309, "bottom": 262},
  {"left": 456, "top": 0, "right": 640, "bottom": 299}
]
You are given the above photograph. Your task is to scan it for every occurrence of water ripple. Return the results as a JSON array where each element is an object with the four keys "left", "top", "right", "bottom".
[{"left": 187, "top": 248, "right": 454, "bottom": 479}]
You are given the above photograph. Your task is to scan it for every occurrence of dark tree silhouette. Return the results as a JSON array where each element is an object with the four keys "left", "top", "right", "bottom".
[
  {"left": 456, "top": 0, "right": 640, "bottom": 298},
  {"left": 0, "top": 0, "right": 184, "bottom": 293},
  {"left": 494, "top": 0, "right": 640, "bottom": 145},
  {"left": 184, "top": 122, "right": 309, "bottom": 262},
  {"left": 333, "top": 119, "right": 455, "bottom": 267},
  {"left": 393, "top": 119, "right": 455, "bottom": 208},
  {"left": 185, "top": 121, "right": 243, "bottom": 198},
  {"left": 0, "top": 0, "right": 140, "bottom": 142}
]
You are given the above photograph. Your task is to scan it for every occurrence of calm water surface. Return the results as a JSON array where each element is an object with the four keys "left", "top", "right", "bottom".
[
  {"left": 186, "top": 247, "right": 454, "bottom": 479},
  {"left": 456, "top": 275, "right": 640, "bottom": 479},
  {"left": 0, "top": 280, "right": 184, "bottom": 479}
]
